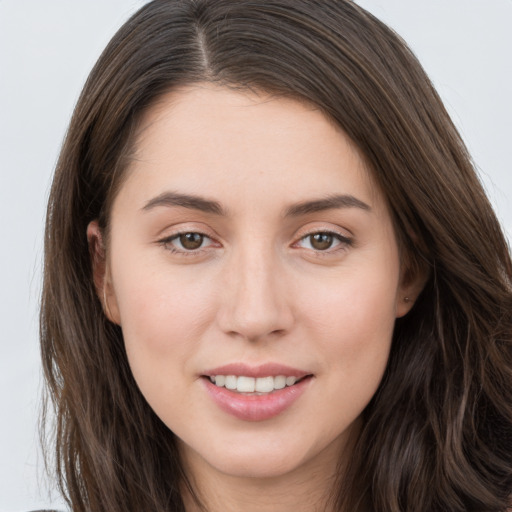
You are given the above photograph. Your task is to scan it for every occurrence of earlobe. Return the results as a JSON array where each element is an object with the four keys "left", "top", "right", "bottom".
[
  {"left": 395, "top": 295, "right": 415, "bottom": 318},
  {"left": 395, "top": 262, "right": 429, "bottom": 318},
  {"left": 86, "top": 220, "right": 121, "bottom": 325}
]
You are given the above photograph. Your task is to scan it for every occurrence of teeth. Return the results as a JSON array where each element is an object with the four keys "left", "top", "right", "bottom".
[
  {"left": 225, "top": 375, "right": 237, "bottom": 390},
  {"left": 285, "top": 376, "right": 297, "bottom": 386},
  {"left": 255, "top": 376, "right": 274, "bottom": 393},
  {"left": 274, "top": 375, "right": 286, "bottom": 390},
  {"left": 237, "top": 376, "right": 255, "bottom": 392},
  {"left": 209, "top": 374, "right": 302, "bottom": 393}
]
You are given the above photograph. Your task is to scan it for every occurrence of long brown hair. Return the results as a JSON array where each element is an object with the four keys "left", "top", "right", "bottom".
[{"left": 41, "top": 1, "right": 512, "bottom": 510}]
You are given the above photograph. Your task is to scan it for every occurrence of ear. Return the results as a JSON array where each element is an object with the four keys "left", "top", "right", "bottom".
[
  {"left": 86, "top": 220, "right": 121, "bottom": 325},
  {"left": 395, "top": 258, "right": 429, "bottom": 318}
]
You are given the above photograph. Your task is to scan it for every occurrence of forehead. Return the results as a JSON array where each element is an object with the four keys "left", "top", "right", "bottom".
[{"left": 118, "top": 83, "right": 382, "bottom": 213}]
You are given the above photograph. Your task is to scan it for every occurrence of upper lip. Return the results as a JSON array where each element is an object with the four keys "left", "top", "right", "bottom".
[{"left": 202, "top": 362, "right": 311, "bottom": 379}]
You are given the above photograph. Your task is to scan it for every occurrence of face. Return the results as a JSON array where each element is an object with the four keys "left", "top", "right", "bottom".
[{"left": 90, "top": 84, "right": 418, "bottom": 483}]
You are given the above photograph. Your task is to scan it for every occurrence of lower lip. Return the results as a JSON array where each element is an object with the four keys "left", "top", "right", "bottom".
[{"left": 203, "top": 376, "right": 312, "bottom": 422}]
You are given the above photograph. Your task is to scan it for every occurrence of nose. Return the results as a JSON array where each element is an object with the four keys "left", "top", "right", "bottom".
[{"left": 216, "top": 244, "right": 294, "bottom": 342}]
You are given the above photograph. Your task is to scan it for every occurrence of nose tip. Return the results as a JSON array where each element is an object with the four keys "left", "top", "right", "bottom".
[{"left": 216, "top": 252, "right": 294, "bottom": 342}]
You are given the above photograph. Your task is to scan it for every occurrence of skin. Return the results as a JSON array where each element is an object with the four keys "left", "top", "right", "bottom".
[{"left": 88, "top": 84, "right": 423, "bottom": 511}]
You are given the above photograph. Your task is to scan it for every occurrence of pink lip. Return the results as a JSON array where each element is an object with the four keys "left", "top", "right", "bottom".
[
  {"left": 203, "top": 362, "right": 310, "bottom": 379},
  {"left": 201, "top": 363, "right": 313, "bottom": 422}
]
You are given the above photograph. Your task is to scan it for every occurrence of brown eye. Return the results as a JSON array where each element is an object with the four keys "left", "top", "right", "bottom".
[
  {"left": 161, "top": 231, "right": 216, "bottom": 254},
  {"left": 309, "top": 233, "right": 335, "bottom": 250},
  {"left": 179, "top": 232, "right": 204, "bottom": 250},
  {"left": 296, "top": 231, "right": 351, "bottom": 253}
]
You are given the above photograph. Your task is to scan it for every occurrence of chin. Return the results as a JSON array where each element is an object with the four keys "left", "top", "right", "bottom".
[
  {"left": 180, "top": 429, "right": 342, "bottom": 482},
  {"left": 211, "top": 452, "right": 306, "bottom": 480}
]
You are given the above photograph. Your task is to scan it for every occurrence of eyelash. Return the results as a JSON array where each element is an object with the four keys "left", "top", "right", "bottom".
[
  {"left": 294, "top": 230, "right": 353, "bottom": 254},
  {"left": 158, "top": 231, "right": 217, "bottom": 255},
  {"left": 158, "top": 229, "right": 353, "bottom": 256}
]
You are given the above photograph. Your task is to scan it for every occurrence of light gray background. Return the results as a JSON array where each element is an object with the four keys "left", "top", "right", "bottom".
[{"left": 1, "top": 1, "right": 510, "bottom": 510}]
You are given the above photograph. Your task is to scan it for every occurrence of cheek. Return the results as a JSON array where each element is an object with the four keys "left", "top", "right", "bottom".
[
  {"left": 110, "top": 262, "right": 220, "bottom": 410},
  {"left": 296, "top": 271, "right": 397, "bottom": 435},
  {"left": 298, "top": 264, "right": 399, "bottom": 391},
  {"left": 113, "top": 263, "right": 216, "bottom": 351},
  {"left": 111, "top": 266, "right": 219, "bottom": 423},
  {"left": 300, "top": 265, "right": 399, "bottom": 339}
]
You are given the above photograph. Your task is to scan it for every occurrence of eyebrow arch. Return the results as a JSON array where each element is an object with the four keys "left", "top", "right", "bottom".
[
  {"left": 141, "top": 191, "right": 370, "bottom": 217},
  {"left": 285, "top": 194, "right": 371, "bottom": 217},
  {"left": 142, "top": 191, "right": 225, "bottom": 215}
]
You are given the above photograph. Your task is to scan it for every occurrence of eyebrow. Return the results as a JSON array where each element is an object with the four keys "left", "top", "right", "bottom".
[
  {"left": 284, "top": 194, "right": 371, "bottom": 216},
  {"left": 141, "top": 191, "right": 371, "bottom": 217},
  {"left": 142, "top": 191, "right": 225, "bottom": 215}
]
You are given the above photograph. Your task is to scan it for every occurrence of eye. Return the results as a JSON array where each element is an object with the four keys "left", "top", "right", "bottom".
[
  {"left": 296, "top": 231, "right": 351, "bottom": 251},
  {"left": 161, "top": 232, "right": 214, "bottom": 252}
]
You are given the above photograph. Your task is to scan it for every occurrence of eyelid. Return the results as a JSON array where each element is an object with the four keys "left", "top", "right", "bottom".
[
  {"left": 155, "top": 223, "right": 353, "bottom": 255},
  {"left": 292, "top": 226, "right": 353, "bottom": 252},
  {"left": 157, "top": 226, "right": 221, "bottom": 254},
  {"left": 299, "top": 226, "right": 352, "bottom": 240}
]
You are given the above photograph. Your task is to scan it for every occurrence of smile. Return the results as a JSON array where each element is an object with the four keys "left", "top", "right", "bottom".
[
  {"left": 202, "top": 364, "right": 313, "bottom": 421},
  {"left": 208, "top": 375, "right": 300, "bottom": 394}
]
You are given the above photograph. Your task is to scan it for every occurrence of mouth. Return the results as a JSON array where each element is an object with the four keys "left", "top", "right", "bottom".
[
  {"left": 201, "top": 364, "right": 314, "bottom": 421},
  {"left": 203, "top": 374, "right": 311, "bottom": 395}
]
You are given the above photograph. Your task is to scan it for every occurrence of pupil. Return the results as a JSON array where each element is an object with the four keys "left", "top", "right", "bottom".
[
  {"left": 311, "top": 233, "right": 333, "bottom": 250},
  {"left": 180, "top": 233, "right": 203, "bottom": 250}
]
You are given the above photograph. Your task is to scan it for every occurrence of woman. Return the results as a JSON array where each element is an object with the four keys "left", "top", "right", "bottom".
[{"left": 40, "top": 0, "right": 512, "bottom": 511}]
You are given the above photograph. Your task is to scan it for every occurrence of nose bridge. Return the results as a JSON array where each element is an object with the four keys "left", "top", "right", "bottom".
[{"left": 219, "top": 239, "right": 292, "bottom": 341}]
